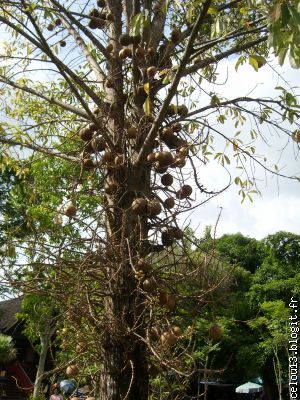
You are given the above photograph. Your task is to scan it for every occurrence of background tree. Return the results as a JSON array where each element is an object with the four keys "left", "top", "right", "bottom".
[{"left": 0, "top": 1, "right": 300, "bottom": 399}]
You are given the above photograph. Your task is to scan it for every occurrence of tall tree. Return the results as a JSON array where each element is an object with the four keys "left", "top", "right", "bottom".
[{"left": 0, "top": 1, "right": 300, "bottom": 399}]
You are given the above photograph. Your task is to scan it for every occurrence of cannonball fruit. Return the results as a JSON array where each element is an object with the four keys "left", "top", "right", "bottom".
[
  {"left": 102, "top": 151, "right": 114, "bottom": 163},
  {"left": 106, "top": 43, "right": 114, "bottom": 52},
  {"left": 147, "top": 153, "right": 156, "bottom": 163},
  {"left": 136, "top": 47, "right": 146, "bottom": 58},
  {"left": 208, "top": 324, "right": 223, "bottom": 341},
  {"left": 163, "top": 197, "right": 175, "bottom": 209},
  {"left": 119, "top": 33, "right": 132, "bottom": 46},
  {"left": 47, "top": 23, "right": 55, "bottom": 31},
  {"left": 126, "top": 127, "right": 138, "bottom": 139},
  {"left": 143, "top": 277, "right": 157, "bottom": 293},
  {"left": 177, "top": 105, "right": 188, "bottom": 116},
  {"left": 148, "top": 200, "right": 162, "bottom": 217},
  {"left": 76, "top": 342, "right": 87, "bottom": 352},
  {"left": 156, "top": 151, "right": 174, "bottom": 167},
  {"left": 162, "top": 127, "right": 173, "bottom": 140},
  {"left": 64, "top": 203, "right": 76, "bottom": 218},
  {"left": 172, "top": 122, "right": 182, "bottom": 132},
  {"left": 82, "top": 158, "right": 94, "bottom": 170},
  {"left": 60, "top": 40, "right": 66, "bottom": 47},
  {"left": 159, "top": 292, "right": 176, "bottom": 310},
  {"left": 136, "top": 259, "right": 151, "bottom": 273},
  {"left": 161, "top": 173, "right": 173, "bottom": 187},
  {"left": 91, "top": 137, "right": 106, "bottom": 152},
  {"left": 132, "top": 198, "right": 148, "bottom": 215},
  {"left": 161, "top": 230, "right": 174, "bottom": 246},
  {"left": 66, "top": 364, "right": 79, "bottom": 377},
  {"left": 181, "top": 184, "right": 193, "bottom": 197},
  {"left": 172, "top": 326, "right": 182, "bottom": 337},
  {"left": 160, "top": 331, "right": 177, "bottom": 346},
  {"left": 97, "top": 0, "right": 106, "bottom": 6},
  {"left": 79, "top": 127, "right": 94, "bottom": 141},
  {"left": 171, "top": 28, "right": 181, "bottom": 44}
]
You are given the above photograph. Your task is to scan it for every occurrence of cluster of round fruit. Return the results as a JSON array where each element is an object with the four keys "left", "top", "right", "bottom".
[{"left": 151, "top": 325, "right": 182, "bottom": 347}]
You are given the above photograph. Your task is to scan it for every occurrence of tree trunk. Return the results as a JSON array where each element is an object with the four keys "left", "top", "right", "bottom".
[
  {"left": 33, "top": 330, "right": 51, "bottom": 399},
  {"left": 97, "top": 162, "right": 151, "bottom": 399}
]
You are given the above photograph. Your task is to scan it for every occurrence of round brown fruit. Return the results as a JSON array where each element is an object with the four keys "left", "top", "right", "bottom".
[
  {"left": 91, "top": 137, "right": 106, "bottom": 152},
  {"left": 89, "top": 8, "right": 100, "bottom": 17},
  {"left": 135, "top": 47, "right": 146, "bottom": 59},
  {"left": 178, "top": 146, "right": 189, "bottom": 157},
  {"left": 161, "top": 173, "right": 173, "bottom": 187},
  {"left": 171, "top": 227, "right": 183, "bottom": 240},
  {"left": 106, "top": 12, "right": 114, "bottom": 22},
  {"left": 162, "top": 127, "right": 173, "bottom": 140},
  {"left": 131, "top": 33, "right": 142, "bottom": 45},
  {"left": 147, "top": 153, "right": 156, "bottom": 163},
  {"left": 172, "top": 326, "right": 182, "bottom": 337},
  {"left": 161, "top": 230, "right": 174, "bottom": 247},
  {"left": 82, "top": 158, "right": 94, "bottom": 170},
  {"left": 181, "top": 184, "right": 193, "bottom": 197},
  {"left": 147, "top": 47, "right": 156, "bottom": 58},
  {"left": 148, "top": 200, "right": 162, "bottom": 217},
  {"left": 119, "top": 33, "right": 132, "bottom": 46},
  {"left": 55, "top": 18, "right": 62, "bottom": 26},
  {"left": 132, "top": 198, "right": 148, "bottom": 215},
  {"left": 172, "top": 156, "right": 186, "bottom": 168},
  {"left": 97, "top": 0, "right": 106, "bottom": 6},
  {"left": 171, "top": 28, "right": 181, "bottom": 44},
  {"left": 102, "top": 151, "right": 114, "bottom": 163},
  {"left": 64, "top": 203, "right": 76, "bottom": 218},
  {"left": 156, "top": 151, "right": 174, "bottom": 167},
  {"left": 126, "top": 126, "right": 138, "bottom": 139},
  {"left": 163, "top": 197, "right": 175, "bottom": 209},
  {"left": 172, "top": 122, "right": 182, "bottom": 132},
  {"left": 177, "top": 105, "right": 188, "bottom": 116},
  {"left": 160, "top": 331, "right": 177, "bottom": 346},
  {"left": 79, "top": 126, "right": 93, "bottom": 141},
  {"left": 47, "top": 23, "right": 55, "bottom": 32},
  {"left": 66, "top": 364, "right": 79, "bottom": 377},
  {"left": 136, "top": 258, "right": 151, "bottom": 273},
  {"left": 60, "top": 40, "right": 66, "bottom": 47},
  {"left": 143, "top": 277, "right": 157, "bottom": 293},
  {"left": 106, "top": 43, "right": 114, "bottom": 53},
  {"left": 147, "top": 66, "right": 156, "bottom": 77},
  {"left": 76, "top": 342, "right": 87, "bottom": 352},
  {"left": 166, "top": 104, "right": 176, "bottom": 116},
  {"left": 208, "top": 324, "right": 223, "bottom": 341},
  {"left": 119, "top": 48, "right": 131, "bottom": 59}
]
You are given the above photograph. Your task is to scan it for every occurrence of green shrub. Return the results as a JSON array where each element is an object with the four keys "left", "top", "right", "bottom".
[{"left": 0, "top": 333, "right": 17, "bottom": 365}]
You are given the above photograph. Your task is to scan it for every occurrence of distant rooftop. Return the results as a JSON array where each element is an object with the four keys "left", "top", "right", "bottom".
[{"left": 0, "top": 297, "right": 22, "bottom": 333}]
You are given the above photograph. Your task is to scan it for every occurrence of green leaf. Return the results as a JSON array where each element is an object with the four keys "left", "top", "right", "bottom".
[
  {"left": 143, "top": 96, "right": 151, "bottom": 116},
  {"left": 131, "top": 13, "right": 142, "bottom": 37},
  {"left": 249, "top": 56, "right": 258, "bottom": 71}
]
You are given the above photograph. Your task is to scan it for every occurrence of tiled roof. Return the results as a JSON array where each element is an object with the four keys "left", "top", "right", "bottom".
[{"left": 0, "top": 297, "right": 22, "bottom": 333}]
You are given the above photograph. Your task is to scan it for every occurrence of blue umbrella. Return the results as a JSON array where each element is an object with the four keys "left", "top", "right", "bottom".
[{"left": 59, "top": 379, "right": 76, "bottom": 395}]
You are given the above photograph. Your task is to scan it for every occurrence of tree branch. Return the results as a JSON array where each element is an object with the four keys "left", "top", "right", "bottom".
[{"left": 135, "top": 0, "right": 213, "bottom": 166}]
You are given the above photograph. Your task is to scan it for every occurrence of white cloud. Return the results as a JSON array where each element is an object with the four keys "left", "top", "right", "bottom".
[{"left": 183, "top": 57, "right": 300, "bottom": 239}]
